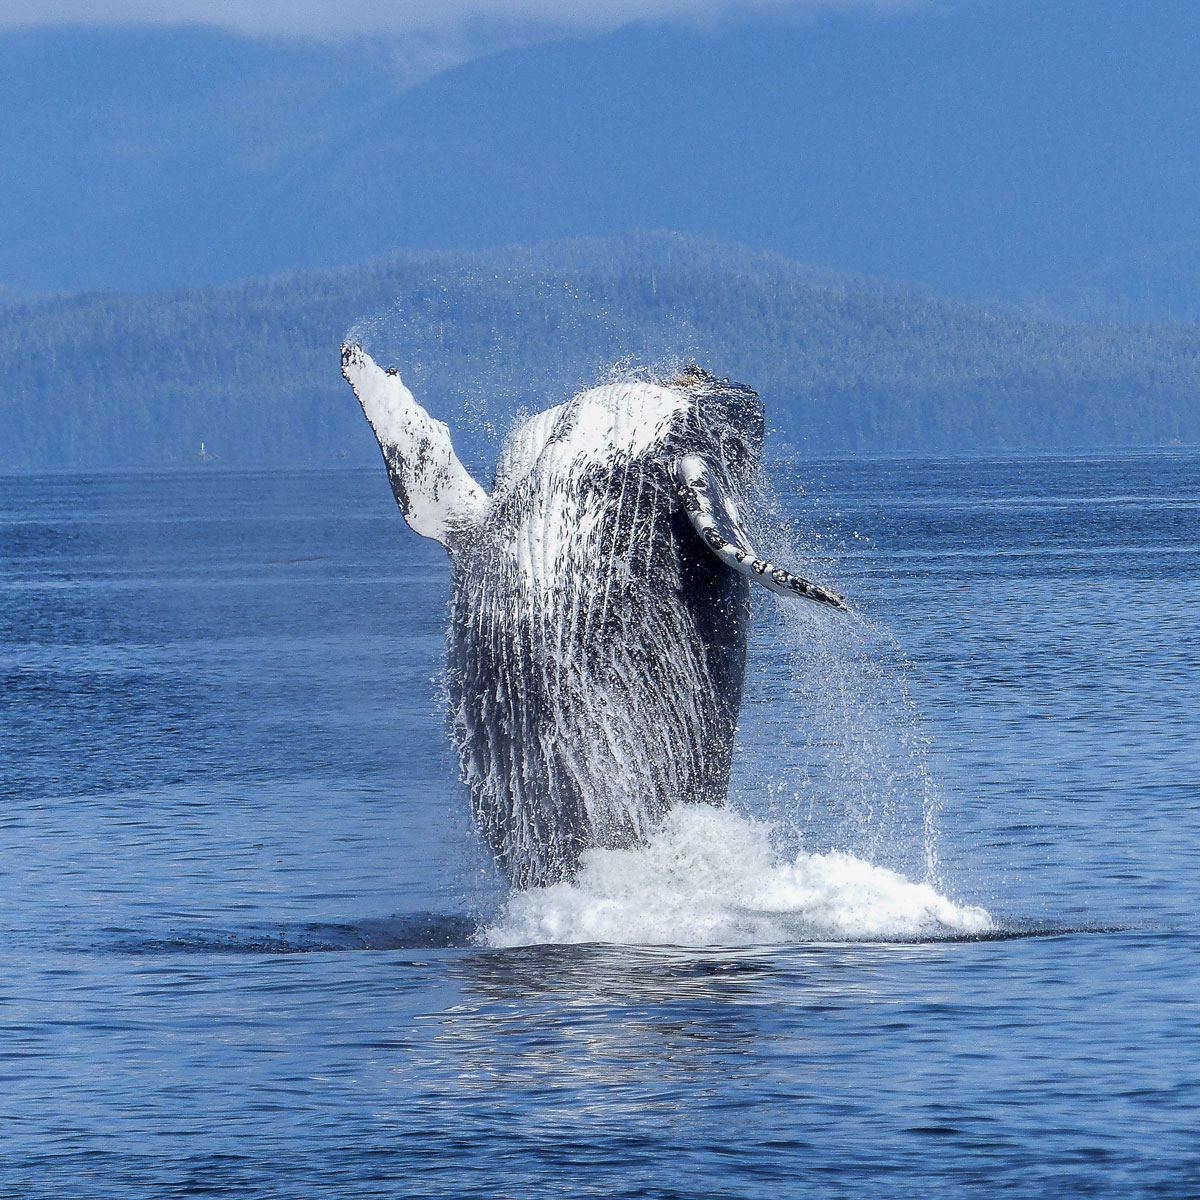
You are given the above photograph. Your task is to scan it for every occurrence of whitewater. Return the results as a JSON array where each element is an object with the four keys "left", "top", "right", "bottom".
[{"left": 486, "top": 805, "right": 991, "bottom": 946}]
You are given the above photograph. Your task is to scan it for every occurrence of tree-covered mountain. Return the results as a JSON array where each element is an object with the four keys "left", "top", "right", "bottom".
[{"left": 2, "top": 233, "right": 1199, "bottom": 471}]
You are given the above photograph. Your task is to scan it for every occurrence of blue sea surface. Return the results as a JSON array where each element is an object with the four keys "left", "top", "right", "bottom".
[{"left": 1, "top": 452, "right": 1197, "bottom": 1198}]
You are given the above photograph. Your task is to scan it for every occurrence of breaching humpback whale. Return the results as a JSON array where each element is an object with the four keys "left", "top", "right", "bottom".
[{"left": 342, "top": 345, "right": 846, "bottom": 887}]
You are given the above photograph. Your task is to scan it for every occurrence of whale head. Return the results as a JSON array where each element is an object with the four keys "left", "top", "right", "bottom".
[
  {"left": 665, "top": 366, "right": 847, "bottom": 611},
  {"left": 664, "top": 364, "right": 764, "bottom": 493},
  {"left": 489, "top": 363, "right": 846, "bottom": 611},
  {"left": 493, "top": 364, "right": 759, "bottom": 495}
]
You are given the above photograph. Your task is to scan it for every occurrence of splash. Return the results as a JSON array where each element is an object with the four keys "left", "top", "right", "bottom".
[
  {"left": 473, "top": 458, "right": 993, "bottom": 946},
  {"left": 734, "top": 466, "right": 945, "bottom": 883},
  {"left": 484, "top": 806, "right": 991, "bottom": 947},
  {"left": 343, "top": 312, "right": 980, "bottom": 924}
]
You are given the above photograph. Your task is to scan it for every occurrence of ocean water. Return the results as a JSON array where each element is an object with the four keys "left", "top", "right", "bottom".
[{"left": 1, "top": 451, "right": 1197, "bottom": 1198}]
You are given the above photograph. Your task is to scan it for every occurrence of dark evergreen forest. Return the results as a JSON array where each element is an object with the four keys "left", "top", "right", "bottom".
[{"left": 3, "top": 234, "right": 1198, "bottom": 469}]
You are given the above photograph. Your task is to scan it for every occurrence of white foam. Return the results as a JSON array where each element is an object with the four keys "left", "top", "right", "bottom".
[{"left": 483, "top": 806, "right": 991, "bottom": 947}]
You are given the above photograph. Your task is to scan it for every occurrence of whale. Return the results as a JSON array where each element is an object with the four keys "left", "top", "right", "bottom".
[{"left": 341, "top": 345, "right": 846, "bottom": 887}]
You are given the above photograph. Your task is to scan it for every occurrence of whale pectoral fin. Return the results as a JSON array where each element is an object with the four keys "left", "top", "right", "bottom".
[
  {"left": 675, "top": 455, "right": 848, "bottom": 611},
  {"left": 342, "top": 343, "right": 488, "bottom": 552}
]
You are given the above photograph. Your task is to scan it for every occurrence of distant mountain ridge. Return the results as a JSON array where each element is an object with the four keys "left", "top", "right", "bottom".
[
  {"left": 2, "top": 234, "right": 1198, "bottom": 470},
  {"left": 2, "top": 3, "right": 1200, "bottom": 320}
]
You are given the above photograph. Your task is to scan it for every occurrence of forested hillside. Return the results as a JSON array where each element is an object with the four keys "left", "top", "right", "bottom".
[{"left": 2, "top": 234, "right": 1199, "bottom": 470}]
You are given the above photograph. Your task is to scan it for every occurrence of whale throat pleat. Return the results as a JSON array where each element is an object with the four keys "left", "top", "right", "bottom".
[{"left": 448, "top": 444, "right": 746, "bottom": 888}]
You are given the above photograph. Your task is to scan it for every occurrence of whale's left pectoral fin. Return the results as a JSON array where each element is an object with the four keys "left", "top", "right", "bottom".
[
  {"left": 676, "top": 455, "right": 848, "bottom": 611},
  {"left": 342, "top": 343, "right": 488, "bottom": 553}
]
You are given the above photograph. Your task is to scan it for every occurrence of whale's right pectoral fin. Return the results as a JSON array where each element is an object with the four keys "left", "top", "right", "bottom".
[
  {"left": 341, "top": 344, "right": 488, "bottom": 553},
  {"left": 676, "top": 455, "right": 848, "bottom": 611}
]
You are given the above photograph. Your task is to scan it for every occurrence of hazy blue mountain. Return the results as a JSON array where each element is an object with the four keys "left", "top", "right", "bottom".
[
  {"left": 1, "top": 2, "right": 1200, "bottom": 319},
  {"left": 3, "top": 234, "right": 1198, "bottom": 470}
]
